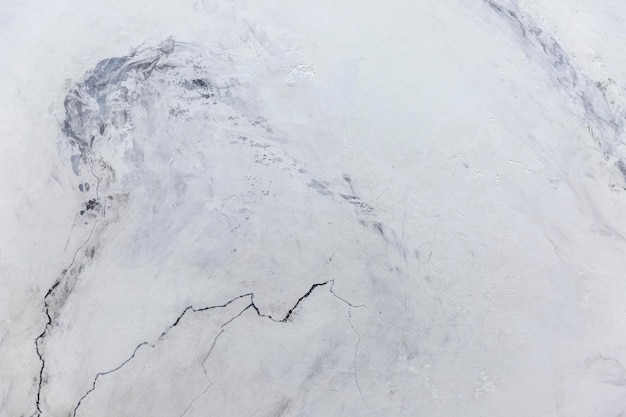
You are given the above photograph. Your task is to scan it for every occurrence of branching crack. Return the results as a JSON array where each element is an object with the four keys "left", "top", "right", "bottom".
[
  {"left": 322, "top": 280, "right": 368, "bottom": 405},
  {"left": 199, "top": 302, "right": 257, "bottom": 375},
  {"left": 50, "top": 279, "right": 362, "bottom": 417},
  {"left": 70, "top": 281, "right": 337, "bottom": 415},
  {"left": 71, "top": 294, "right": 253, "bottom": 417},
  {"left": 158, "top": 293, "right": 253, "bottom": 341},
  {"left": 328, "top": 280, "right": 366, "bottom": 309},
  {"left": 348, "top": 309, "right": 367, "bottom": 407}
]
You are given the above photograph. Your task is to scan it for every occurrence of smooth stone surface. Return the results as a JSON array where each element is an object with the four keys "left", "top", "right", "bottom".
[{"left": 2, "top": 1, "right": 626, "bottom": 416}]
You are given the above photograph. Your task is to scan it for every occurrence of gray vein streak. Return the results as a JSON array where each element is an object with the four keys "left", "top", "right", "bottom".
[
  {"left": 329, "top": 280, "right": 366, "bottom": 309},
  {"left": 348, "top": 310, "right": 367, "bottom": 407},
  {"left": 326, "top": 279, "right": 368, "bottom": 406},
  {"left": 309, "top": 174, "right": 409, "bottom": 259},
  {"left": 179, "top": 383, "right": 213, "bottom": 417},
  {"left": 72, "top": 342, "right": 153, "bottom": 417},
  {"left": 88, "top": 160, "right": 101, "bottom": 200},
  {"left": 201, "top": 330, "right": 225, "bottom": 376},
  {"left": 484, "top": 0, "right": 626, "bottom": 182}
]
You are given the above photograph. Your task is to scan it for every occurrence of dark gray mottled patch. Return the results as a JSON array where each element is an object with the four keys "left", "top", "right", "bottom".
[{"left": 308, "top": 179, "right": 333, "bottom": 196}]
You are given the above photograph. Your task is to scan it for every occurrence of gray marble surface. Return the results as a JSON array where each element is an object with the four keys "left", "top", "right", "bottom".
[{"left": 3, "top": 1, "right": 626, "bottom": 416}]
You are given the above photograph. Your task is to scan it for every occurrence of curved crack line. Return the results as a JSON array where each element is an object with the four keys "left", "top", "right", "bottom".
[
  {"left": 201, "top": 330, "right": 224, "bottom": 376},
  {"left": 328, "top": 280, "right": 366, "bottom": 309},
  {"left": 327, "top": 278, "right": 368, "bottom": 405},
  {"left": 179, "top": 382, "right": 213, "bottom": 417},
  {"left": 87, "top": 157, "right": 102, "bottom": 200},
  {"left": 348, "top": 309, "right": 367, "bottom": 407},
  {"left": 72, "top": 341, "right": 152, "bottom": 417},
  {"left": 201, "top": 302, "right": 257, "bottom": 375}
]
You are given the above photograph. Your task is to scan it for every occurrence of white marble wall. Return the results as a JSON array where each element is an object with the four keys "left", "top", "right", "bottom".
[{"left": 2, "top": 1, "right": 626, "bottom": 416}]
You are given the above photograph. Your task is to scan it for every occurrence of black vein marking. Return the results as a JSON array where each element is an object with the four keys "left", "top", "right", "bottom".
[
  {"left": 157, "top": 293, "right": 253, "bottom": 340},
  {"left": 79, "top": 199, "right": 99, "bottom": 216},
  {"left": 256, "top": 281, "right": 331, "bottom": 323}
]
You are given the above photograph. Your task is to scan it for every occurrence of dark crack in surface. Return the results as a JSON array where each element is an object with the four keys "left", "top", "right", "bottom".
[{"left": 70, "top": 280, "right": 361, "bottom": 416}]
